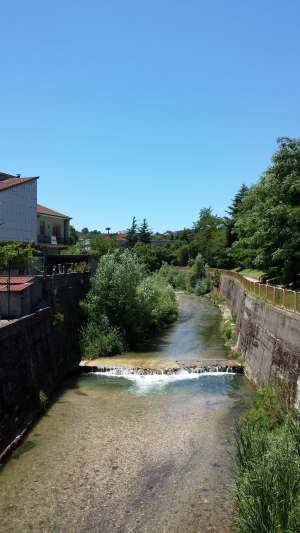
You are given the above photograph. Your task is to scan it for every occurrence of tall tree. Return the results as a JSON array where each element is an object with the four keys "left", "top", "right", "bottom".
[
  {"left": 138, "top": 219, "right": 152, "bottom": 244},
  {"left": 191, "top": 208, "right": 229, "bottom": 267},
  {"left": 230, "top": 137, "right": 300, "bottom": 284},
  {"left": 126, "top": 216, "right": 139, "bottom": 248},
  {"left": 225, "top": 183, "right": 249, "bottom": 249}
]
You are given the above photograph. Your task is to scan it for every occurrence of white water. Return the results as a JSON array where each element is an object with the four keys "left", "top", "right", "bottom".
[{"left": 93, "top": 368, "right": 238, "bottom": 394}]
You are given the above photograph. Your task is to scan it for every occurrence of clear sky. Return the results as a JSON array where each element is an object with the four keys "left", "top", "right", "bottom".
[{"left": 1, "top": 1, "right": 300, "bottom": 233}]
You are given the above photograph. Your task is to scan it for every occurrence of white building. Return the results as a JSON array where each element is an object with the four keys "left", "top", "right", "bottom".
[{"left": 0, "top": 172, "right": 38, "bottom": 243}]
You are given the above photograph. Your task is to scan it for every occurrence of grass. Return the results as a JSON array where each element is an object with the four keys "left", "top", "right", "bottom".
[
  {"left": 232, "top": 382, "right": 300, "bottom": 532},
  {"left": 238, "top": 268, "right": 266, "bottom": 278}
]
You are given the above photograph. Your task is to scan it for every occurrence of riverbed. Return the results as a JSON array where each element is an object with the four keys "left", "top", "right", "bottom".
[{"left": 0, "top": 294, "right": 254, "bottom": 533}]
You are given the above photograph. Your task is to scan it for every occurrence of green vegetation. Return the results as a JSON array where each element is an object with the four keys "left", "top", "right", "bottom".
[
  {"left": 39, "top": 390, "right": 49, "bottom": 409},
  {"left": 230, "top": 138, "right": 300, "bottom": 285},
  {"left": 0, "top": 241, "right": 40, "bottom": 274},
  {"left": 232, "top": 382, "right": 300, "bottom": 532},
  {"left": 209, "top": 291, "right": 225, "bottom": 307},
  {"left": 220, "top": 317, "right": 236, "bottom": 348},
  {"left": 238, "top": 268, "right": 266, "bottom": 278},
  {"left": 80, "top": 250, "right": 179, "bottom": 359}
]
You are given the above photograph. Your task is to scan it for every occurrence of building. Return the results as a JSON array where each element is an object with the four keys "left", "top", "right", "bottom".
[
  {"left": 0, "top": 172, "right": 39, "bottom": 243},
  {"left": 0, "top": 275, "right": 43, "bottom": 319},
  {"left": 0, "top": 172, "right": 72, "bottom": 257},
  {"left": 37, "top": 204, "right": 72, "bottom": 255}
]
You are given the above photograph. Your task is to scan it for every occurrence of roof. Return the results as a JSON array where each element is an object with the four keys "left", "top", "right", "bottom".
[
  {"left": 0, "top": 282, "right": 34, "bottom": 292},
  {"left": 0, "top": 173, "right": 38, "bottom": 191},
  {"left": 37, "top": 204, "right": 72, "bottom": 220},
  {"left": 0, "top": 276, "right": 37, "bottom": 292}
]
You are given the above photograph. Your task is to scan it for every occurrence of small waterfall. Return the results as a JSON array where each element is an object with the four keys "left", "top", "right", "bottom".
[{"left": 87, "top": 364, "right": 243, "bottom": 376}]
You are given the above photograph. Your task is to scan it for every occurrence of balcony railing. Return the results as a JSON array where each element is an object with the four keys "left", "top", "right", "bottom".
[{"left": 38, "top": 235, "right": 71, "bottom": 245}]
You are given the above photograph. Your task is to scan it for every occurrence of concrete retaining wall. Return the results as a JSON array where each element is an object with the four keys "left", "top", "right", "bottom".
[
  {"left": 218, "top": 275, "right": 300, "bottom": 408},
  {"left": 0, "top": 272, "right": 91, "bottom": 455}
]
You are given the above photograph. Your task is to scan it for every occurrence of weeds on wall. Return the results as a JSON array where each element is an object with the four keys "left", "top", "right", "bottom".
[
  {"left": 220, "top": 317, "right": 237, "bottom": 348},
  {"left": 209, "top": 291, "right": 225, "bottom": 306}
]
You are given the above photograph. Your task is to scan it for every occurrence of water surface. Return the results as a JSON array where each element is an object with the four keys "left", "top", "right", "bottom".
[{"left": 0, "top": 294, "right": 253, "bottom": 533}]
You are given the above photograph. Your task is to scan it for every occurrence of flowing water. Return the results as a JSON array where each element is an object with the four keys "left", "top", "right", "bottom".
[{"left": 0, "top": 294, "right": 254, "bottom": 533}]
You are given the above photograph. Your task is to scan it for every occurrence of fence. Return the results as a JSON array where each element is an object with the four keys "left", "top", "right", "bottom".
[{"left": 206, "top": 268, "right": 300, "bottom": 314}]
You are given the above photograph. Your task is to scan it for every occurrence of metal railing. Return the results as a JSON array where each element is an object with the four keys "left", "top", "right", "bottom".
[
  {"left": 38, "top": 235, "right": 71, "bottom": 245},
  {"left": 206, "top": 268, "right": 300, "bottom": 314}
]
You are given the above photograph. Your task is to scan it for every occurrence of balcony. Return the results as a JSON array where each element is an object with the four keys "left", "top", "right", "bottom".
[{"left": 38, "top": 235, "right": 71, "bottom": 245}]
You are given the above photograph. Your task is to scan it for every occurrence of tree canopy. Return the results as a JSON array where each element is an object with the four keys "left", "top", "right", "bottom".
[{"left": 230, "top": 137, "right": 300, "bottom": 283}]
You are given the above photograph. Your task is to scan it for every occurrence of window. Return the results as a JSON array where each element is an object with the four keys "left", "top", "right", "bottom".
[
  {"left": 52, "top": 224, "right": 61, "bottom": 238},
  {"left": 40, "top": 221, "right": 45, "bottom": 235}
]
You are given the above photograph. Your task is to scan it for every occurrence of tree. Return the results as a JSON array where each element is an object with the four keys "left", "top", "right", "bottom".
[
  {"left": 80, "top": 249, "right": 178, "bottom": 357},
  {"left": 81, "top": 227, "right": 89, "bottom": 234},
  {"left": 138, "top": 219, "right": 152, "bottom": 244},
  {"left": 0, "top": 241, "right": 39, "bottom": 274},
  {"left": 230, "top": 137, "right": 300, "bottom": 284},
  {"left": 126, "top": 216, "right": 139, "bottom": 248},
  {"left": 191, "top": 208, "right": 229, "bottom": 267},
  {"left": 90, "top": 233, "right": 120, "bottom": 258},
  {"left": 132, "top": 242, "right": 159, "bottom": 271},
  {"left": 225, "top": 183, "right": 249, "bottom": 249}
]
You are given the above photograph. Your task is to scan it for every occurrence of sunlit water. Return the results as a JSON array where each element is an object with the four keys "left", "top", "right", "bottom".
[{"left": 0, "top": 295, "right": 254, "bottom": 533}]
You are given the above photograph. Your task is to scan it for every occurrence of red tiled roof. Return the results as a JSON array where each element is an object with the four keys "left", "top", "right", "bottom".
[
  {"left": 0, "top": 276, "right": 36, "bottom": 285},
  {"left": 0, "top": 276, "right": 36, "bottom": 292},
  {"left": 0, "top": 173, "right": 38, "bottom": 191},
  {"left": 37, "top": 204, "right": 71, "bottom": 219},
  {"left": 0, "top": 282, "right": 34, "bottom": 292}
]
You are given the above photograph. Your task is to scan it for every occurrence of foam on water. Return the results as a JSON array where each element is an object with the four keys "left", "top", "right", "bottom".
[{"left": 93, "top": 368, "right": 236, "bottom": 394}]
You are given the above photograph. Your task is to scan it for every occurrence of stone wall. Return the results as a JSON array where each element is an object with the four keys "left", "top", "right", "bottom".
[
  {"left": 0, "top": 272, "right": 91, "bottom": 456},
  {"left": 218, "top": 275, "right": 300, "bottom": 408}
]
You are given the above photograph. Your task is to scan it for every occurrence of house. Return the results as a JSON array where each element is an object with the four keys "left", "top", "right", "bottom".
[
  {"left": 37, "top": 204, "right": 72, "bottom": 255},
  {"left": 0, "top": 172, "right": 39, "bottom": 243},
  {"left": 0, "top": 172, "right": 72, "bottom": 257}
]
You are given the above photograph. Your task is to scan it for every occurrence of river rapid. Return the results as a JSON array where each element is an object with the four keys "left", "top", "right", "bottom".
[{"left": 0, "top": 294, "right": 254, "bottom": 533}]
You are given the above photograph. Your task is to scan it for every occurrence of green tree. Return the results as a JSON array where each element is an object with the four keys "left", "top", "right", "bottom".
[
  {"left": 191, "top": 208, "right": 229, "bottom": 267},
  {"left": 0, "top": 241, "right": 39, "bottom": 274},
  {"left": 225, "top": 183, "right": 249, "bottom": 250},
  {"left": 138, "top": 218, "right": 152, "bottom": 244},
  {"left": 80, "top": 249, "right": 178, "bottom": 357},
  {"left": 230, "top": 137, "right": 300, "bottom": 284},
  {"left": 126, "top": 216, "right": 139, "bottom": 248},
  {"left": 132, "top": 242, "right": 159, "bottom": 271},
  {"left": 90, "top": 233, "right": 120, "bottom": 258}
]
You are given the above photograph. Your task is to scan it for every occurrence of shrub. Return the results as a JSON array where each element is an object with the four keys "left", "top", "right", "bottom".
[
  {"left": 194, "top": 277, "right": 211, "bottom": 296},
  {"left": 80, "top": 320, "right": 126, "bottom": 360},
  {"left": 157, "top": 262, "right": 187, "bottom": 290},
  {"left": 232, "top": 383, "right": 300, "bottom": 533},
  {"left": 187, "top": 253, "right": 206, "bottom": 289},
  {"left": 80, "top": 250, "right": 179, "bottom": 358}
]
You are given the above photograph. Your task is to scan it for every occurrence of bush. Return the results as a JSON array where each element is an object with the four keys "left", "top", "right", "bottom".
[
  {"left": 187, "top": 253, "right": 206, "bottom": 289},
  {"left": 80, "top": 250, "right": 179, "bottom": 358},
  {"left": 157, "top": 262, "right": 187, "bottom": 290},
  {"left": 232, "top": 383, "right": 300, "bottom": 532},
  {"left": 80, "top": 320, "right": 126, "bottom": 360},
  {"left": 194, "top": 277, "right": 211, "bottom": 296}
]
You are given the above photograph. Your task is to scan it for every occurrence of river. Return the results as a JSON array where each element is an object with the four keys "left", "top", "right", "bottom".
[{"left": 0, "top": 294, "right": 254, "bottom": 533}]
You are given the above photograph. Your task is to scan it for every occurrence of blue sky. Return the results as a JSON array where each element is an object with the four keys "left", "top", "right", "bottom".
[{"left": 1, "top": 1, "right": 300, "bottom": 233}]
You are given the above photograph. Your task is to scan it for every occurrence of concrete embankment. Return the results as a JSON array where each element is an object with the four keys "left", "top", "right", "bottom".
[
  {"left": 0, "top": 272, "right": 90, "bottom": 458},
  {"left": 217, "top": 274, "right": 300, "bottom": 408}
]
